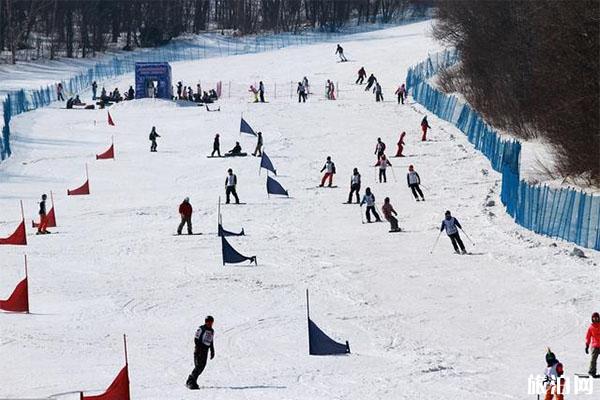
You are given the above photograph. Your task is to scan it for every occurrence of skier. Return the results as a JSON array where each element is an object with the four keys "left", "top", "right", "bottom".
[
  {"left": 346, "top": 168, "right": 361, "bottom": 204},
  {"left": 302, "top": 76, "right": 310, "bottom": 95},
  {"left": 186, "top": 315, "right": 215, "bottom": 390},
  {"left": 326, "top": 80, "right": 333, "bottom": 100},
  {"left": 187, "top": 86, "right": 193, "bottom": 101},
  {"left": 225, "top": 169, "right": 240, "bottom": 204},
  {"left": 252, "top": 132, "right": 263, "bottom": 157},
  {"left": 36, "top": 194, "right": 50, "bottom": 235},
  {"left": 335, "top": 44, "right": 347, "bottom": 62},
  {"left": 585, "top": 311, "right": 600, "bottom": 378},
  {"left": 319, "top": 156, "right": 336, "bottom": 187},
  {"left": 360, "top": 187, "right": 381, "bottom": 223},
  {"left": 440, "top": 210, "right": 466, "bottom": 254},
  {"left": 177, "top": 197, "right": 193, "bottom": 235},
  {"left": 374, "top": 137, "right": 386, "bottom": 159},
  {"left": 57, "top": 82, "right": 65, "bottom": 101},
  {"left": 407, "top": 165, "right": 425, "bottom": 201},
  {"left": 249, "top": 85, "right": 259, "bottom": 102},
  {"left": 127, "top": 86, "right": 134, "bottom": 100},
  {"left": 226, "top": 142, "right": 243, "bottom": 157},
  {"left": 382, "top": 197, "right": 400, "bottom": 232},
  {"left": 373, "top": 82, "right": 383, "bottom": 102},
  {"left": 395, "top": 83, "right": 406, "bottom": 104},
  {"left": 149, "top": 126, "right": 161, "bottom": 152},
  {"left": 377, "top": 154, "right": 391, "bottom": 183},
  {"left": 92, "top": 81, "right": 98, "bottom": 100},
  {"left": 365, "top": 74, "right": 377, "bottom": 91},
  {"left": 177, "top": 81, "right": 183, "bottom": 99},
  {"left": 297, "top": 82, "right": 307, "bottom": 103},
  {"left": 421, "top": 116, "right": 431, "bottom": 141},
  {"left": 356, "top": 67, "right": 366, "bottom": 84},
  {"left": 259, "top": 81, "right": 265, "bottom": 103},
  {"left": 395, "top": 132, "right": 406, "bottom": 157},
  {"left": 543, "top": 349, "right": 565, "bottom": 400},
  {"left": 211, "top": 134, "right": 221, "bottom": 157}
]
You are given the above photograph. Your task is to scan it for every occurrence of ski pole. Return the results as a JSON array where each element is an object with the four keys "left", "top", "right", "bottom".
[
  {"left": 460, "top": 228, "right": 475, "bottom": 246},
  {"left": 430, "top": 231, "right": 442, "bottom": 254}
]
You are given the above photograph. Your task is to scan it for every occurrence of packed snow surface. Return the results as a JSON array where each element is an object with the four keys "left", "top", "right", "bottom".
[{"left": 1, "top": 21, "right": 598, "bottom": 400}]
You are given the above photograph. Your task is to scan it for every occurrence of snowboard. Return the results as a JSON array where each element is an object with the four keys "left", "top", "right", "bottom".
[
  {"left": 173, "top": 233, "right": 203, "bottom": 236},
  {"left": 206, "top": 155, "right": 224, "bottom": 158},
  {"left": 223, "top": 202, "right": 247, "bottom": 205},
  {"left": 389, "top": 229, "right": 404, "bottom": 233},
  {"left": 224, "top": 153, "right": 248, "bottom": 157},
  {"left": 575, "top": 373, "right": 599, "bottom": 379},
  {"left": 342, "top": 202, "right": 360, "bottom": 205}
]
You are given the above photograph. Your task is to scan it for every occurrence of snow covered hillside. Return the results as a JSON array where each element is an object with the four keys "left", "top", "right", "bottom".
[{"left": 1, "top": 21, "right": 598, "bottom": 400}]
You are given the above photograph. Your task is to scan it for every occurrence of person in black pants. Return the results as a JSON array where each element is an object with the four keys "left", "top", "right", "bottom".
[
  {"left": 440, "top": 210, "right": 466, "bottom": 254},
  {"left": 347, "top": 168, "right": 361, "bottom": 203},
  {"left": 225, "top": 169, "right": 240, "bottom": 204},
  {"left": 259, "top": 81, "right": 265, "bottom": 103},
  {"left": 186, "top": 316, "right": 215, "bottom": 390},
  {"left": 360, "top": 187, "right": 381, "bottom": 223},
  {"left": 407, "top": 165, "right": 425, "bottom": 201},
  {"left": 211, "top": 134, "right": 221, "bottom": 157}
]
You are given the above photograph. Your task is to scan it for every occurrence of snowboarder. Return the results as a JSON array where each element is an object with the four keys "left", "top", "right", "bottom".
[
  {"left": 395, "top": 132, "right": 406, "bottom": 157},
  {"left": 252, "top": 132, "right": 263, "bottom": 157},
  {"left": 360, "top": 187, "right": 381, "bottom": 223},
  {"left": 249, "top": 85, "right": 259, "bottom": 102},
  {"left": 440, "top": 210, "right": 466, "bottom": 254},
  {"left": 407, "top": 165, "right": 425, "bottom": 201},
  {"left": 374, "top": 138, "right": 386, "bottom": 159},
  {"left": 57, "top": 83, "right": 65, "bottom": 101},
  {"left": 226, "top": 142, "right": 243, "bottom": 157},
  {"left": 211, "top": 134, "right": 221, "bottom": 157},
  {"left": 186, "top": 315, "right": 215, "bottom": 390},
  {"left": 225, "top": 169, "right": 240, "bottom": 204},
  {"left": 585, "top": 311, "right": 600, "bottom": 378},
  {"left": 365, "top": 74, "right": 377, "bottom": 91},
  {"left": 127, "top": 86, "right": 134, "bottom": 100},
  {"left": 177, "top": 197, "right": 193, "bottom": 235},
  {"left": 421, "top": 116, "right": 431, "bottom": 141},
  {"left": 543, "top": 349, "right": 565, "bottom": 400},
  {"left": 36, "top": 194, "right": 50, "bottom": 235},
  {"left": 347, "top": 168, "right": 361, "bottom": 204},
  {"left": 302, "top": 76, "right": 310, "bottom": 95},
  {"left": 382, "top": 197, "right": 400, "bottom": 232},
  {"left": 356, "top": 67, "right": 366, "bottom": 84},
  {"left": 373, "top": 82, "right": 383, "bottom": 102},
  {"left": 377, "top": 154, "right": 391, "bottom": 183},
  {"left": 335, "top": 44, "right": 347, "bottom": 62},
  {"left": 319, "top": 156, "right": 336, "bottom": 187},
  {"left": 92, "top": 81, "right": 98, "bottom": 100},
  {"left": 177, "top": 81, "right": 183, "bottom": 99},
  {"left": 149, "top": 126, "right": 160, "bottom": 152},
  {"left": 395, "top": 83, "right": 406, "bottom": 104},
  {"left": 297, "top": 82, "right": 307, "bottom": 103},
  {"left": 259, "top": 81, "right": 265, "bottom": 103}
]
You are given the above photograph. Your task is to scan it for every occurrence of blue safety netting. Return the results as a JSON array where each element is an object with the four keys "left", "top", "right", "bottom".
[{"left": 406, "top": 49, "right": 600, "bottom": 250}]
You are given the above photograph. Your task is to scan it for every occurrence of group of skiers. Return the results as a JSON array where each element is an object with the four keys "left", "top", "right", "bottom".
[
  {"left": 296, "top": 76, "right": 310, "bottom": 102},
  {"left": 249, "top": 81, "right": 266, "bottom": 103},
  {"left": 176, "top": 81, "right": 218, "bottom": 103},
  {"left": 355, "top": 66, "right": 406, "bottom": 104},
  {"left": 209, "top": 132, "right": 262, "bottom": 158}
]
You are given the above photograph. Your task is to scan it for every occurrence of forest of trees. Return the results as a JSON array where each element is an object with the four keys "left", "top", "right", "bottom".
[
  {"left": 0, "top": 0, "right": 431, "bottom": 63},
  {"left": 433, "top": 0, "right": 599, "bottom": 184}
]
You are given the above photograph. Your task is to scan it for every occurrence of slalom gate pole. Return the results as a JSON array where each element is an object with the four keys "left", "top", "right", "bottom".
[
  {"left": 430, "top": 231, "right": 442, "bottom": 254},
  {"left": 460, "top": 228, "right": 475, "bottom": 246}
]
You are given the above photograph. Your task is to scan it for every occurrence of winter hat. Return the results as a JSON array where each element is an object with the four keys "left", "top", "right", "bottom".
[
  {"left": 445, "top": 210, "right": 451, "bottom": 216},
  {"left": 592, "top": 312, "right": 600, "bottom": 322},
  {"left": 546, "top": 349, "right": 557, "bottom": 366},
  {"left": 205, "top": 315, "right": 214, "bottom": 322},
  {"left": 184, "top": 197, "right": 189, "bottom": 202},
  {"left": 409, "top": 165, "right": 414, "bottom": 171}
]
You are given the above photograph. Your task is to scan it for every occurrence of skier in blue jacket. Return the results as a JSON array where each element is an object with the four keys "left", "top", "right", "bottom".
[{"left": 440, "top": 210, "right": 467, "bottom": 254}]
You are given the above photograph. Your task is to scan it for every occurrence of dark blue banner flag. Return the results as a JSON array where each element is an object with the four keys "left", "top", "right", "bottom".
[
  {"left": 218, "top": 223, "right": 245, "bottom": 237},
  {"left": 266, "top": 176, "right": 288, "bottom": 196},
  {"left": 306, "top": 290, "right": 350, "bottom": 356},
  {"left": 221, "top": 236, "right": 256, "bottom": 265},
  {"left": 240, "top": 117, "right": 256, "bottom": 136},
  {"left": 260, "top": 152, "right": 277, "bottom": 175}
]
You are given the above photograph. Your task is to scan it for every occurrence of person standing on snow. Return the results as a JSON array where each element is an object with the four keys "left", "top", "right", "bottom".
[
  {"left": 440, "top": 210, "right": 467, "bottom": 254},
  {"left": 36, "top": 194, "right": 50, "bottom": 235},
  {"left": 395, "top": 83, "right": 406, "bottom": 104},
  {"left": 297, "top": 82, "right": 307, "bottom": 103},
  {"left": 225, "top": 169, "right": 240, "bottom": 204},
  {"left": 211, "top": 134, "right": 221, "bottom": 157},
  {"left": 382, "top": 197, "right": 400, "bottom": 232},
  {"left": 585, "top": 311, "right": 600, "bottom": 378},
  {"left": 335, "top": 44, "right": 347, "bottom": 62},
  {"left": 177, "top": 81, "right": 183, "bottom": 99},
  {"left": 259, "top": 81, "right": 265, "bottom": 103},
  {"left": 374, "top": 137, "right": 386, "bottom": 159},
  {"left": 92, "top": 81, "right": 98, "bottom": 100},
  {"left": 149, "top": 126, "right": 161, "bottom": 152},
  {"left": 356, "top": 67, "right": 366, "bottom": 84},
  {"left": 347, "top": 168, "right": 361, "bottom": 204},
  {"left": 421, "top": 115, "right": 431, "bottom": 141},
  {"left": 319, "top": 156, "right": 336, "bottom": 187},
  {"left": 365, "top": 74, "right": 377, "bottom": 91},
  {"left": 360, "top": 187, "right": 381, "bottom": 223},
  {"left": 57, "top": 83, "right": 65, "bottom": 101},
  {"left": 177, "top": 197, "right": 193, "bottom": 235},
  {"left": 373, "top": 82, "right": 383, "bottom": 102},
  {"left": 407, "top": 165, "right": 425, "bottom": 201},
  {"left": 302, "top": 76, "right": 310, "bottom": 95},
  {"left": 377, "top": 154, "right": 391, "bottom": 183},
  {"left": 252, "top": 132, "right": 263, "bottom": 157},
  {"left": 186, "top": 316, "right": 215, "bottom": 390},
  {"left": 395, "top": 132, "right": 406, "bottom": 157},
  {"left": 543, "top": 349, "right": 565, "bottom": 400}
]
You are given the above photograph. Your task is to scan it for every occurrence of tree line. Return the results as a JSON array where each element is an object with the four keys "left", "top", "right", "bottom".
[
  {"left": 0, "top": 0, "right": 431, "bottom": 63},
  {"left": 433, "top": 0, "right": 599, "bottom": 184}
]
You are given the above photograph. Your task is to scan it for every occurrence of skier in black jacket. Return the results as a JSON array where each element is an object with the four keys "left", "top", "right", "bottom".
[
  {"left": 186, "top": 316, "right": 215, "bottom": 390},
  {"left": 365, "top": 74, "right": 377, "bottom": 91},
  {"left": 211, "top": 134, "right": 221, "bottom": 157}
]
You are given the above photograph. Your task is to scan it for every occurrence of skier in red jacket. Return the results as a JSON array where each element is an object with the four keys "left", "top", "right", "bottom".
[
  {"left": 395, "top": 132, "right": 406, "bottom": 157},
  {"left": 177, "top": 197, "right": 193, "bottom": 235},
  {"left": 585, "top": 311, "right": 600, "bottom": 377},
  {"left": 421, "top": 116, "right": 431, "bottom": 141}
]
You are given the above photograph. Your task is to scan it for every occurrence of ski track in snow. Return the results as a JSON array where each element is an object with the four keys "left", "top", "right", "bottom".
[{"left": 1, "top": 21, "right": 599, "bottom": 400}]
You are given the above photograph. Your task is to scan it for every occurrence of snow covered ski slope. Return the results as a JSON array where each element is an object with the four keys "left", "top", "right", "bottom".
[{"left": 1, "top": 21, "right": 599, "bottom": 400}]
